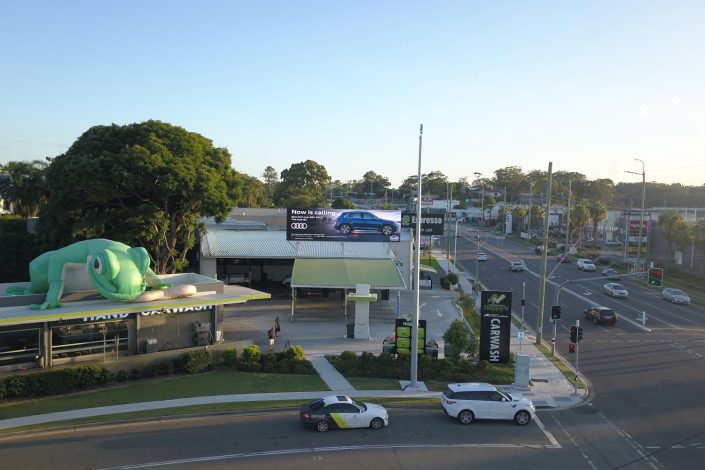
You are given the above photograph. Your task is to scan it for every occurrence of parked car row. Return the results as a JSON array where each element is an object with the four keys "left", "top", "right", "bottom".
[{"left": 300, "top": 384, "right": 537, "bottom": 432}]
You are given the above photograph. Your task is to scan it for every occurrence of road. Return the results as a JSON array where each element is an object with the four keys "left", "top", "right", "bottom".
[{"left": 450, "top": 227, "right": 705, "bottom": 469}]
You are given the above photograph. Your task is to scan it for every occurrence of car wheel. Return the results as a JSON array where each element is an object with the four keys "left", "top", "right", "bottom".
[
  {"left": 370, "top": 417, "right": 385, "bottom": 430},
  {"left": 458, "top": 410, "right": 474, "bottom": 425},
  {"left": 514, "top": 410, "right": 531, "bottom": 426},
  {"left": 339, "top": 224, "right": 352, "bottom": 235},
  {"left": 316, "top": 420, "right": 330, "bottom": 432},
  {"left": 381, "top": 225, "right": 394, "bottom": 236}
]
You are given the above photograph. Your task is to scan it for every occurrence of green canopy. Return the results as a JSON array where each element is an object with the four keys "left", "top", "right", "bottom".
[{"left": 291, "top": 259, "right": 406, "bottom": 290}]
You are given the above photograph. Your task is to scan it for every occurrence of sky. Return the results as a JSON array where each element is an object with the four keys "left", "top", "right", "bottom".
[{"left": 2, "top": 0, "right": 704, "bottom": 188}]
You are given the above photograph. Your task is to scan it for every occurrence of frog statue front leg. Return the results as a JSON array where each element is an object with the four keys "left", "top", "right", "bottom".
[{"left": 6, "top": 239, "right": 169, "bottom": 310}]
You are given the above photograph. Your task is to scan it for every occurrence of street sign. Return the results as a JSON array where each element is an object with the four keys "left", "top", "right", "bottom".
[{"left": 517, "top": 331, "right": 525, "bottom": 340}]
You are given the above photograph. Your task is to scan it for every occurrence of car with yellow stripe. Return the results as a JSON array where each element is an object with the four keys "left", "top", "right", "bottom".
[{"left": 299, "top": 395, "right": 389, "bottom": 432}]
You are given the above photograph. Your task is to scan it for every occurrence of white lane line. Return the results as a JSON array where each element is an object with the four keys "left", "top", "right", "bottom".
[
  {"left": 95, "top": 441, "right": 562, "bottom": 469},
  {"left": 533, "top": 414, "right": 561, "bottom": 448}
]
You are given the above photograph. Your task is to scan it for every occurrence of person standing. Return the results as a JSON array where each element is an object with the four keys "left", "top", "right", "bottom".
[{"left": 268, "top": 327, "right": 275, "bottom": 352}]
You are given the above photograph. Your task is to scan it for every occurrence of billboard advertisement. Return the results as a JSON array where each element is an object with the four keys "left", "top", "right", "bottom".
[
  {"left": 479, "top": 290, "right": 512, "bottom": 364},
  {"left": 401, "top": 211, "right": 445, "bottom": 235},
  {"left": 394, "top": 318, "right": 426, "bottom": 355},
  {"left": 627, "top": 219, "right": 649, "bottom": 254},
  {"left": 286, "top": 208, "right": 401, "bottom": 242}
]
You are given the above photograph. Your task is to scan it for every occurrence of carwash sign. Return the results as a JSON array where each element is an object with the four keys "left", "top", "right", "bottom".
[{"left": 479, "top": 290, "right": 512, "bottom": 364}]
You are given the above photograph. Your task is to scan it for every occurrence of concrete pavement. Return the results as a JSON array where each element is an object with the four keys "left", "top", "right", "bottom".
[{"left": 0, "top": 249, "right": 587, "bottom": 431}]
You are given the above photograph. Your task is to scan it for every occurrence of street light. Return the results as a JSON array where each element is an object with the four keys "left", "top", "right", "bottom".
[
  {"left": 626, "top": 159, "right": 646, "bottom": 265},
  {"left": 473, "top": 172, "right": 483, "bottom": 224}
]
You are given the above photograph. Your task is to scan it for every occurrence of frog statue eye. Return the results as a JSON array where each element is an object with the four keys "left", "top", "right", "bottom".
[{"left": 93, "top": 256, "right": 103, "bottom": 274}]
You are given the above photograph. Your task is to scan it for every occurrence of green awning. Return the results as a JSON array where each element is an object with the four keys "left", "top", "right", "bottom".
[{"left": 291, "top": 258, "right": 406, "bottom": 290}]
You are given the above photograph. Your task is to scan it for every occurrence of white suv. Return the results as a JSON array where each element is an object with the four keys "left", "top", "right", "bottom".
[
  {"left": 577, "top": 259, "right": 596, "bottom": 271},
  {"left": 441, "top": 382, "right": 535, "bottom": 426},
  {"left": 508, "top": 261, "right": 524, "bottom": 272}
]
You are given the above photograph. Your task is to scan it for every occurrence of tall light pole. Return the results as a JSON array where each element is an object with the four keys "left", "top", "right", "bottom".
[
  {"left": 474, "top": 172, "right": 483, "bottom": 224},
  {"left": 536, "top": 162, "right": 553, "bottom": 345},
  {"left": 410, "top": 124, "right": 423, "bottom": 388},
  {"left": 626, "top": 159, "right": 646, "bottom": 265}
]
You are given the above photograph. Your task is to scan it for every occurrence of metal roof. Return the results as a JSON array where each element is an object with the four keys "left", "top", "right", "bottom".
[
  {"left": 201, "top": 230, "right": 395, "bottom": 259},
  {"left": 291, "top": 258, "right": 406, "bottom": 289}
]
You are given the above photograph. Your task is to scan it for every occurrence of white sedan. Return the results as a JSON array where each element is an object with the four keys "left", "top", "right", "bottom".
[
  {"left": 603, "top": 282, "right": 629, "bottom": 298},
  {"left": 476, "top": 252, "right": 488, "bottom": 261}
]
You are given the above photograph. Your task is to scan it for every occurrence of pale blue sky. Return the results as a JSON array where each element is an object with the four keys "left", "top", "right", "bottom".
[{"left": 2, "top": 1, "right": 704, "bottom": 187}]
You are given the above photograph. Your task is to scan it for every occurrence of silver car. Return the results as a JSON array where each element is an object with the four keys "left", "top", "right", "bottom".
[
  {"left": 603, "top": 282, "right": 628, "bottom": 298},
  {"left": 662, "top": 288, "right": 691, "bottom": 305}
]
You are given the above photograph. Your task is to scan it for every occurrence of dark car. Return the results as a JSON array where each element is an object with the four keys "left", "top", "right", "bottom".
[
  {"left": 584, "top": 306, "right": 618, "bottom": 325},
  {"left": 601, "top": 268, "right": 619, "bottom": 280},
  {"left": 556, "top": 254, "right": 570, "bottom": 263},
  {"left": 594, "top": 256, "right": 611, "bottom": 266},
  {"left": 334, "top": 211, "right": 399, "bottom": 236}
]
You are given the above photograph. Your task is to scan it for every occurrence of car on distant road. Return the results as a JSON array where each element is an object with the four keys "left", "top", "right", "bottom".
[
  {"left": 508, "top": 261, "right": 524, "bottom": 272},
  {"left": 299, "top": 395, "right": 389, "bottom": 432},
  {"left": 556, "top": 254, "right": 571, "bottom": 263},
  {"left": 584, "top": 306, "right": 618, "bottom": 325},
  {"left": 662, "top": 288, "right": 692, "bottom": 305},
  {"left": 603, "top": 282, "right": 629, "bottom": 298},
  {"left": 577, "top": 259, "right": 596, "bottom": 271},
  {"left": 594, "top": 256, "right": 611, "bottom": 266},
  {"left": 606, "top": 240, "right": 623, "bottom": 247},
  {"left": 601, "top": 268, "right": 619, "bottom": 280},
  {"left": 334, "top": 211, "right": 398, "bottom": 236},
  {"left": 441, "top": 382, "right": 535, "bottom": 426}
]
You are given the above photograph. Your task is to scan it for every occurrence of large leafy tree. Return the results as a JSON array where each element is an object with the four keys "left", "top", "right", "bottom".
[
  {"left": 38, "top": 120, "right": 241, "bottom": 273},
  {"left": 0, "top": 160, "right": 49, "bottom": 217},
  {"left": 273, "top": 160, "right": 330, "bottom": 208},
  {"left": 239, "top": 173, "right": 272, "bottom": 208},
  {"left": 569, "top": 201, "right": 591, "bottom": 244},
  {"left": 658, "top": 209, "right": 690, "bottom": 256}
]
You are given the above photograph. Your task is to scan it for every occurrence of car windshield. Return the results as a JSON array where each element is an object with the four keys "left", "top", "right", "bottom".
[
  {"left": 670, "top": 289, "right": 686, "bottom": 296},
  {"left": 601, "top": 310, "right": 615, "bottom": 316},
  {"left": 351, "top": 398, "right": 367, "bottom": 411},
  {"left": 612, "top": 284, "right": 625, "bottom": 290}
]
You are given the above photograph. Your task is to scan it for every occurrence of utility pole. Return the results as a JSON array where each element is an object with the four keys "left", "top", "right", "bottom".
[
  {"left": 565, "top": 180, "right": 571, "bottom": 250},
  {"left": 410, "top": 124, "right": 423, "bottom": 388},
  {"left": 536, "top": 162, "right": 552, "bottom": 345}
]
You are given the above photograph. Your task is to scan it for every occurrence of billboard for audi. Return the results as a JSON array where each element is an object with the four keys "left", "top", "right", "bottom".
[{"left": 286, "top": 208, "right": 402, "bottom": 242}]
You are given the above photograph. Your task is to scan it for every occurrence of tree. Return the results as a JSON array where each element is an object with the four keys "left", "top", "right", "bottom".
[
  {"left": 569, "top": 201, "right": 591, "bottom": 245},
  {"left": 588, "top": 201, "right": 607, "bottom": 247},
  {"left": 529, "top": 204, "right": 544, "bottom": 229},
  {"left": 273, "top": 160, "right": 331, "bottom": 208},
  {"left": 0, "top": 160, "right": 48, "bottom": 217},
  {"left": 442, "top": 319, "right": 473, "bottom": 363},
  {"left": 658, "top": 209, "right": 689, "bottom": 256},
  {"left": 38, "top": 120, "right": 240, "bottom": 273},
  {"left": 239, "top": 173, "right": 272, "bottom": 208},
  {"left": 690, "top": 219, "right": 705, "bottom": 260},
  {"left": 331, "top": 197, "right": 355, "bottom": 209},
  {"left": 512, "top": 206, "right": 527, "bottom": 231},
  {"left": 261, "top": 166, "right": 279, "bottom": 201}
]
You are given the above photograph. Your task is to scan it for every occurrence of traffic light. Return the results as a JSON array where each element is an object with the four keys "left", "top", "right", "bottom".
[
  {"left": 551, "top": 305, "right": 562, "bottom": 320},
  {"left": 577, "top": 327, "right": 583, "bottom": 341},
  {"left": 569, "top": 325, "right": 577, "bottom": 343},
  {"left": 648, "top": 268, "right": 663, "bottom": 287}
]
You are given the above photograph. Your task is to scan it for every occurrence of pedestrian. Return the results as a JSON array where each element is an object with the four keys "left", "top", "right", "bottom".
[
  {"left": 275, "top": 316, "right": 281, "bottom": 338},
  {"left": 268, "top": 327, "right": 275, "bottom": 352}
]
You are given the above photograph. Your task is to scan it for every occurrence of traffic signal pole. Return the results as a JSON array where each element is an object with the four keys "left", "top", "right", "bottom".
[{"left": 574, "top": 319, "right": 580, "bottom": 396}]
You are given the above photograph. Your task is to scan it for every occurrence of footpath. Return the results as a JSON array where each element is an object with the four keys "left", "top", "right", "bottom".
[{"left": 0, "top": 249, "right": 587, "bottom": 431}]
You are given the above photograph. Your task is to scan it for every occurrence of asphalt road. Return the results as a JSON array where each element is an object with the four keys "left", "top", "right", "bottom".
[
  {"left": 450, "top": 227, "right": 705, "bottom": 469},
  {"left": 0, "top": 407, "right": 584, "bottom": 470}
]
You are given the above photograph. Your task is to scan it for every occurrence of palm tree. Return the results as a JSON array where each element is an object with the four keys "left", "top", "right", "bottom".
[{"left": 588, "top": 201, "right": 607, "bottom": 247}]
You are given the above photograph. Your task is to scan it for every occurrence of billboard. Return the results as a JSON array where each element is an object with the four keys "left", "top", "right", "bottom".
[
  {"left": 627, "top": 219, "right": 649, "bottom": 254},
  {"left": 394, "top": 318, "right": 426, "bottom": 355},
  {"left": 401, "top": 211, "right": 445, "bottom": 235},
  {"left": 286, "top": 208, "right": 401, "bottom": 242},
  {"left": 479, "top": 290, "right": 512, "bottom": 364}
]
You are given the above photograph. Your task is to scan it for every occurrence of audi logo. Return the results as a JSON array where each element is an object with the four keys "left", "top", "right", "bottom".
[{"left": 290, "top": 223, "right": 308, "bottom": 229}]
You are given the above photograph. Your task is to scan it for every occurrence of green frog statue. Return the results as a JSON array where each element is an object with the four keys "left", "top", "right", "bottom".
[{"left": 7, "top": 239, "right": 172, "bottom": 310}]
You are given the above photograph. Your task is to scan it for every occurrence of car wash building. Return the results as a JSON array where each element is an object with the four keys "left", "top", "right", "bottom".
[{"left": 0, "top": 273, "right": 270, "bottom": 372}]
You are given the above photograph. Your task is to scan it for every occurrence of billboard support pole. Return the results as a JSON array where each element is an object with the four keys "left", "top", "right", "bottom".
[{"left": 410, "top": 124, "right": 423, "bottom": 388}]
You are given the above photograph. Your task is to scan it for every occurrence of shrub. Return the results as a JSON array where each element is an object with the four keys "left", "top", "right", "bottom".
[
  {"left": 440, "top": 276, "right": 451, "bottom": 289},
  {"left": 180, "top": 349, "right": 213, "bottom": 374},
  {"left": 443, "top": 320, "right": 473, "bottom": 363},
  {"left": 222, "top": 348, "right": 238, "bottom": 368},
  {"left": 241, "top": 345, "right": 261, "bottom": 362},
  {"left": 116, "top": 369, "right": 129, "bottom": 382},
  {"left": 446, "top": 272, "right": 459, "bottom": 285},
  {"left": 285, "top": 344, "right": 305, "bottom": 361}
]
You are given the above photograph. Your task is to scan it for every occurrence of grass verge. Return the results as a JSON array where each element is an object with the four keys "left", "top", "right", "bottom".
[{"left": 535, "top": 342, "right": 586, "bottom": 390}]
